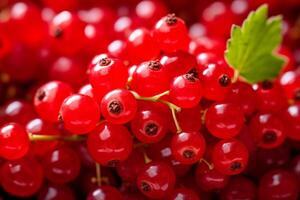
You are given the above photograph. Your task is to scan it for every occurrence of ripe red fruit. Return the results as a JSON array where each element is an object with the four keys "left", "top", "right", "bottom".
[
  {"left": 171, "top": 131, "right": 206, "bottom": 164},
  {"left": 87, "top": 123, "right": 133, "bottom": 166},
  {"left": 169, "top": 74, "right": 203, "bottom": 108},
  {"left": 199, "top": 61, "right": 234, "bottom": 101},
  {"left": 249, "top": 112, "right": 286, "bottom": 149},
  {"left": 212, "top": 138, "right": 249, "bottom": 175},
  {"left": 196, "top": 161, "right": 229, "bottom": 191},
  {"left": 131, "top": 109, "right": 168, "bottom": 143},
  {"left": 168, "top": 188, "right": 200, "bottom": 200},
  {"left": 258, "top": 169, "right": 299, "bottom": 200},
  {"left": 87, "top": 186, "right": 122, "bottom": 200},
  {"left": 127, "top": 28, "right": 160, "bottom": 64},
  {"left": 220, "top": 176, "right": 257, "bottom": 200},
  {"left": 38, "top": 184, "right": 75, "bottom": 200},
  {"left": 282, "top": 104, "right": 300, "bottom": 140},
  {"left": 89, "top": 55, "right": 129, "bottom": 100},
  {"left": 60, "top": 94, "right": 100, "bottom": 134},
  {"left": 0, "top": 157, "right": 44, "bottom": 197},
  {"left": 34, "top": 81, "right": 73, "bottom": 123},
  {"left": 205, "top": 103, "right": 244, "bottom": 139},
  {"left": 101, "top": 89, "right": 137, "bottom": 124},
  {"left": 0, "top": 123, "right": 29, "bottom": 160},
  {"left": 42, "top": 147, "right": 80, "bottom": 184},
  {"left": 153, "top": 14, "right": 189, "bottom": 52},
  {"left": 49, "top": 11, "right": 85, "bottom": 55},
  {"left": 280, "top": 70, "right": 300, "bottom": 101},
  {"left": 137, "top": 161, "right": 176, "bottom": 199},
  {"left": 130, "top": 60, "right": 170, "bottom": 97}
]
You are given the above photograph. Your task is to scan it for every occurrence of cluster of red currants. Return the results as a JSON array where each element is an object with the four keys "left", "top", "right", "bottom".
[{"left": 0, "top": 0, "right": 300, "bottom": 200}]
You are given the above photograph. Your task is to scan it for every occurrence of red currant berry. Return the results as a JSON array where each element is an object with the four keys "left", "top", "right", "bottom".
[
  {"left": 205, "top": 103, "right": 244, "bottom": 139},
  {"left": 0, "top": 123, "right": 29, "bottom": 160},
  {"left": 249, "top": 112, "right": 286, "bottom": 149},
  {"left": 225, "top": 81, "right": 257, "bottom": 116},
  {"left": 196, "top": 161, "right": 229, "bottom": 191},
  {"left": 199, "top": 61, "right": 234, "bottom": 101},
  {"left": 282, "top": 104, "right": 300, "bottom": 140},
  {"left": 78, "top": 84, "right": 97, "bottom": 101},
  {"left": 60, "top": 94, "right": 100, "bottom": 134},
  {"left": 26, "top": 118, "right": 59, "bottom": 156},
  {"left": 49, "top": 11, "right": 85, "bottom": 55},
  {"left": 153, "top": 14, "right": 189, "bottom": 52},
  {"left": 42, "top": 146, "right": 80, "bottom": 184},
  {"left": 168, "top": 188, "right": 200, "bottom": 200},
  {"left": 38, "top": 183, "right": 75, "bottom": 200},
  {"left": 101, "top": 89, "right": 137, "bottom": 124},
  {"left": 137, "top": 161, "right": 176, "bottom": 199},
  {"left": 116, "top": 147, "right": 145, "bottom": 182},
  {"left": 89, "top": 55, "right": 128, "bottom": 100},
  {"left": 131, "top": 109, "right": 168, "bottom": 143},
  {"left": 127, "top": 28, "right": 160, "bottom": 64},
  {"left": 220, "top": 176, "right": 257, "bottom": 200},
  {"left": 130, "top": 60, "right": 169, "bottom": 97},
  {"left": 169, "top": 74, "right": 203, "bottom": 108},
  {"left": 280, "top": 70, "right": 300, "bottom": 101},
  {"left": 34, "top": 81, "right": 73, "bottom": 123},
  {"left": 159, "top": 51, "right": 198, "bottom": 80},
  {"left": 87, "top": 186, "right": 122, "bottom": 200},
  {"left": 171, "top": 131, "right": 206, "bottom": 164},
  {"left": 212, "top": 138, "right": 249, "bottom": 175},
  {"left": 0, "top": 157, "right": 44, "bottom": 197},
  {"left": 258, "top": 169, "right": 299, "bottom": 200},
  {"left": 87, "top": 122, "right": 133, "bottom": 166},
  {"left": 253, "top": 81, "right": 288, "bottom": 112}
]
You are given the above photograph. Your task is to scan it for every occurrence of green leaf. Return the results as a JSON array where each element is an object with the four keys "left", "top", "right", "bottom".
[{"left": 225, "top": 4, "right": 286, "bottom": 83}]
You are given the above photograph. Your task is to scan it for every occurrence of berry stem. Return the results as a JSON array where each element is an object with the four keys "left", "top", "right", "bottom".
[
  {"left": 28, "top": 133, "right": 86, "bottom": 141},
  {"left": 95, "top": 162, "right": 102, "bottom": 186},
  {"left": 171, "top": 107, "right": 182, "bottom": 133},
  {"left": 200, "top": 158, "right": 214, "bottom": 170},
  {"left": 143, "top": 151, "right": 152, "bottom": 164},
  {"left": 232, "top": 70, "right": 239, "bottom": 83}
]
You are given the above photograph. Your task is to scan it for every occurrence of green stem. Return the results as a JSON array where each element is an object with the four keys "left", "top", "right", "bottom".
[
  {"left": 171, "top": 107, "right": 182, "bottom": 133},
  {"left": 29, "top": 134, "right": 86, "bottom": 142}
]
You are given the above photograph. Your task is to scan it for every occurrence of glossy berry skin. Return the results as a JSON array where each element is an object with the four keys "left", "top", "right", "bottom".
[
  {"left": 42, "top": 147, "right": 80, "bottom": 184},
  {"left": 26, "top": 118, "right": 59, "bottom": 156},
  {"left": 212, "top": 139, "right": 249, "bottom": 175},
  {"left": 205, "top": 103, "right": 244, "bottom": 139},
  {"left": 101, "top": 89, "right": 137, "bottom": 124},
  {"left": 60, "top": 94, "right": 100, "bottom": 134},
  {"left": 249, "top": 112, "right": 286, "bottom": 149},
  {"left": 38, "top": 184, "right": 75, "bottom": 200},
  {"left": 49, "top": 11, "right": 85, "bottom": 55},
  {"left": 131, "top": 109, "right": 168, "bottom": 143},
  {"left": 3, "top": 100, "right": 37, "bottom": 125},
  {"left": 78, "top": 84, "right": 97, "bottom": 101},
  {"left": 220, "top": 176, "right": 257, "bottom": 200},
  {"left": 259, "top": 169, "right": 299, "bottom": 200},
  {"left": 195, "top": 161, "right": 229, "bottom": 191},
  {"left": 159, "top": 51, "right": 198, "bottom": 80},
  {"left": 87, "top": 186, "right": 122, "bottom": 200},
  {"left": 34, "top": 81, "right": 73, "bottom": 123},
  {"left": 87, "top": 123, "right": 133, "bottom": 166},
  {"left": 168, "top": 188, "right": 200, "bottom": 200},
  {"left": 130, "top": 60, "right": 170, "bottom": 97},
  {"left": 169, "top": 74, "right": 202, "bottom": 108},
  {"left": 89, "top": 56, "right": 128, "bottom": 100},
  {"left": 127, "top": 28, "right": 160, "bottom": 64},
  {"left": 137, "top": 161, "right": 176, "bottom": 199},
  {"left": 0, "top": 123, "right": 29, "bottom": 160},
  {"left": 282, "top": 104, "right": 300, "bottom": 140},
  {"left": 225, "top": 81, "right": 257, "bottom": 116},
  {"left": 171, "top": 131, "right": 206, "bottom": 164},
  {"left": 280, "top": 70, "right": 300, "bottom": 101},
  {"left": 0, "top": 157, "right": 44, "bottom": 197},
  {"left": 116, "top": 147, "right": 145, "bottom": 182},
  {"left": 199, "top": 61, "right": 234, "bottom": 101},
  {"left": 254, "top": 81, "right": 288, "bottom": 112},
  {"left": 153, "top": 14, "right": 189, "bottom": 52}
]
